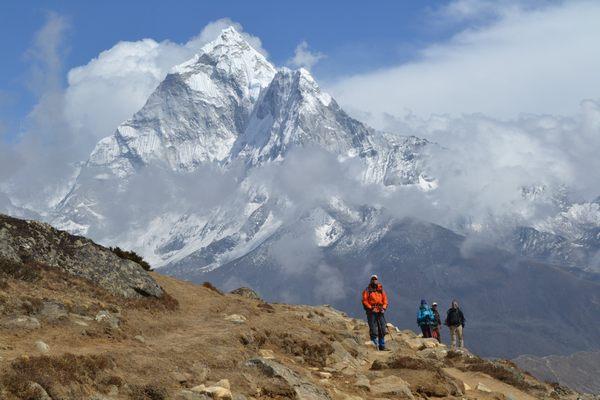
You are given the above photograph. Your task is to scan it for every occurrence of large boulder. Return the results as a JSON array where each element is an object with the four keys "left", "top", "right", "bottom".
[{"left": 0, "top": 214, "right": 163, "bottom": 298}]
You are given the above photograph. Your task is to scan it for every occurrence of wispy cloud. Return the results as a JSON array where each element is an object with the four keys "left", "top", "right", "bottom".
[
  {"left": 287, "top": 41, "right": 326, "bottom": 70},
  {"left": 330, "top": 1, "right": 600, "bottom": 120}
]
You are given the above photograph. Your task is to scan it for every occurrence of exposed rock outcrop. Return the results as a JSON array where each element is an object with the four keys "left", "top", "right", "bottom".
[{"left": 0, "top": 214, "right": 162, "bottom": 298}]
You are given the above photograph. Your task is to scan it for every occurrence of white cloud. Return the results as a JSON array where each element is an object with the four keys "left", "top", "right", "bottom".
[
  {"left": 64, "top": 17, "right": 266, "bottom": 143},
  {"left": 330, "top": 1, "right": 600, "bottom": 122},
  {"left": 287, "top": 41, "right": 325, "bottom": 70},
  {"left": 2, "top": 17, "right": 266, "bottom": 211}
]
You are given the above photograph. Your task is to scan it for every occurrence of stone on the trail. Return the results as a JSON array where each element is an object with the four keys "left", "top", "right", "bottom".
[
  {"left": 370, "top": 375, "right": 414, "bottom": 399},
  {"left": 418, "top": 347, "right": 448, "bottom": 360},
  {"left": 463, "top": 382, "right": 472, "bottom": 391},
  {"left": 34, "top": 340, "right": 50, "bottom": 354},
  {"left": 421, "top": 338, "right": 440, "bottom": 349},
  {"left": 29, "top": 382, "right": 51, "bottom": 400},
  {"left": 258, "top": 349, "right": 275, "bottom": 359},
  {"left": 95, "top": 310, "right": 120, "bottom": 329},
  {"left": 329, "top": 341, "right": 353, "bottom": 363},
  {"left": 191, "top": 383, "right": 232, "bottom": 399},
  {"left": 476, "top": 382, "right": 492, "bottom": 393},
  {"left": 354, "top": 375, "right": 371, "bottom": 391},
  {"left": 318, "top": 371, "right": 332, "bottom": 379},
  {"left": 404, "top": 338, "right": 423, "bottom": 350},
  {"left": 134, "top": 335, "right": 146, "bottom": 343},
  {"left": 246, "top": 357, "right": 332, "bottom": 399},
  {"left": 229, "top": 287, "right": 261, "bottom": 300},
  {"left": 224, "top": 314, "right": 247, "bottom": 324},
  {"left": 364, "top": 340, "right": 376, "bottom": 347},
  {"left": 4, "top": 316, "right": 41, "bottom": 330}
]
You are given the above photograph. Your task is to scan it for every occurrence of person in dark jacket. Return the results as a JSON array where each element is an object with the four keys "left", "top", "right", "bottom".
[
  {"left": 416, "top": 299, "right": 435, "bottom": 338},
  {"left": 445, "top": 299, "right": 465, "bottom": 349},
  {"left": 431, "top": 302, "right": 442, "bottom": 343},
  {"left": 362, "top": 275, "right": 389, "bottom": 351}
]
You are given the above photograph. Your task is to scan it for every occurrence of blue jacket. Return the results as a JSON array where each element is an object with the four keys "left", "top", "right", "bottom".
[{"left": 417, "top": 306, "right": 435, "bottom": 327}]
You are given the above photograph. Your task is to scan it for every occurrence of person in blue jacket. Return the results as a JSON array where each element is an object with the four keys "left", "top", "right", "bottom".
[{"left": 416, "top": 299, "right": 435, "bottom": 338}]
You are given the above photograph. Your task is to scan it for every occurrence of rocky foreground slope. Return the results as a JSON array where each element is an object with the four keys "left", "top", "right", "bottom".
[{"left": 0, "top": 216, "right": 597, "bottom": 400}]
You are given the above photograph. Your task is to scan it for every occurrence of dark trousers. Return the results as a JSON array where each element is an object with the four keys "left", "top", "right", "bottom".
[
  {"left": 367, "top": 311, "right": 387, "bottom": 342},
  {"left": 420, "top": 325, "right": 432, "bottom": 338}
]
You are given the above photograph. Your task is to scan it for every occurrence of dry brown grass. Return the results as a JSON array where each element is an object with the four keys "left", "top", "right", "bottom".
[
  {"left": 0, "top": 353, "right": 114, "bottom": 399},
  {"left": 130, "top": 383, "right": 168, "bottom": 400},
  {"left": 201, "top": 281, "right": 223, "bottom": 295}
]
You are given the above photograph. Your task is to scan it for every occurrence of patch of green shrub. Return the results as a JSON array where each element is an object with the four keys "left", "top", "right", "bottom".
[{"left": 109, "top": 247, "right": 152, "bottom": 271}]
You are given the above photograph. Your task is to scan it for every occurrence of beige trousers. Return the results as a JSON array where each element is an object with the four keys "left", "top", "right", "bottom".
[{"left": 449, "top": 325, "right": 464, "bottom": 349}]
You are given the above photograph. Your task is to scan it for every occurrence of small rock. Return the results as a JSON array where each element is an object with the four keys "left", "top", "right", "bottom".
[
  {"left": 463, "top": 382, "right": 472, "bottom": 391},
  {"left": 258, "top": 349, "right": 275, "bottom": 359},
  {"left": 4, "top": 316, "right": 41, "bottom": 330},
  {"left": 191, "top": 384, "right": 232, "bottom": 399},
  {"left": 34, "top": 340, "right": 50, "bottom": 354},
  {"left": 72, "top": 320, "right": 89, "bottom": 327},
  {"left": 28, "top": 382, "right": 51, "bottom": 400},
  {"left": 39, "top": 301, "right": 68, "bottom": 321},
  {"left": 224, "top": 314, "right": 246, "bottom": 324},
  {"left": 134, "top": 335, "right": 146, "bottom": 343},
  {"left": 354, "top": 375, "right": 371, "bottom": 391},
  {"left": 371, "top": 375, "right": 414, "bottom": 399},
  {"left": 317, "top": 371, "right": 332, "bottom": 379},
  {"left": 476, "top": 382, "right": 492, "bottom": 393},
  {"left": 95, "top": 310, "right": 120, "bottom": 329}
]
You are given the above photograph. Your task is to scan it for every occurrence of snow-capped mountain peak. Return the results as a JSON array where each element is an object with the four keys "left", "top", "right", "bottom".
[
  {"left": 86, "top": 27, "right": 277, "bottom": 176},
  {"left": 172, "top": 26, "right": 275, "bottom": 103}
]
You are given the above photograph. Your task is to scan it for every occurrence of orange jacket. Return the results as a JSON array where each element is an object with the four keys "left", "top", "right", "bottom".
[{"left": 362, "top": 284, "right": 388, "bottom": 312}]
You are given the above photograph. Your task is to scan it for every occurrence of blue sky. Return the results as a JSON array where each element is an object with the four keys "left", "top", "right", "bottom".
[{"left": 0, "top": 0, "right": 460, "bottom": 139}]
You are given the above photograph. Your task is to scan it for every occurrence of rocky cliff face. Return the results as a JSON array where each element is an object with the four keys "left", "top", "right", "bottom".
[{"left": 0, "top": 213, "right": 163, "bottom": 298}]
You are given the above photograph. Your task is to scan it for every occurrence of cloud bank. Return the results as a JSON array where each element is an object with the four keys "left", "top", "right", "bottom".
[{"left": 330, "top": 1, "right": 600, "bottom": 122}]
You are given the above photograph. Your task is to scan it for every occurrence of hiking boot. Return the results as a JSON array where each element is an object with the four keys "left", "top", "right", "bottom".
[{"left": 378, "top": 346, "right": 390, "bottom": 351}]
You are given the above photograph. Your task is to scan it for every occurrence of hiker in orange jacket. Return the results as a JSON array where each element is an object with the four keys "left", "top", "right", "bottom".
[{"left": 362, "top": 274, "right": 389, "bottom": 351}]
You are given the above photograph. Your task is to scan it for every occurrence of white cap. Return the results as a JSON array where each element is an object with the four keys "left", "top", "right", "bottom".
[
  {"left": 370, "top": 274, "right": 378, "bottom": 280},
  {"left": 432, "top": 302, "right": 438, "bottom": 306}
]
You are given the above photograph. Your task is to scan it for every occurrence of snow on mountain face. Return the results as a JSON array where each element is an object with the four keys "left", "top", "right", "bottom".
[{"left": 87, "top": 27, "right": 276, "bottom": 176}]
